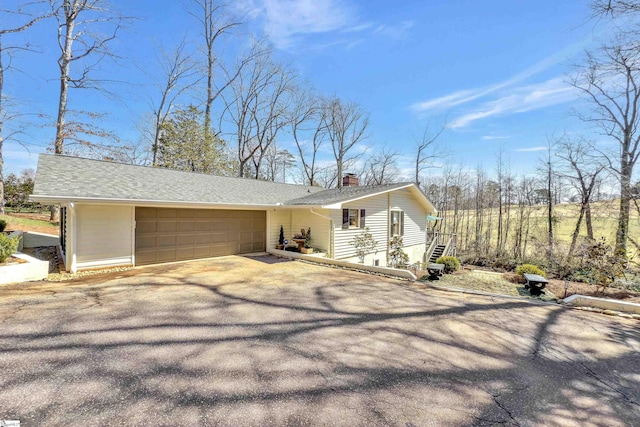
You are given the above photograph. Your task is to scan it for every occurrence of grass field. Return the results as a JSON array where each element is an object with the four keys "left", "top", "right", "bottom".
[
  {"left": 442, "top": 199, "right": 640, "bottom": 259},
  {"left": 1, "top": 213, "right": 59, "bottom": 235}
]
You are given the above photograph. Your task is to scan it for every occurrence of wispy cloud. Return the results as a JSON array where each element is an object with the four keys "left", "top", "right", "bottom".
[
  {"left": 373, "top": 21, "right": 414, "bottom": 40},
  {"left": 410, "top": 52, "right": 564, "bottom": 114},
  {"left": 481, "top": 135, "right": 510, "bottom": 140},
  {"left": 449, "top": 77, "right": 578, "bottom": 129},
  {"left": 238, "top": 1, "right": 415, "bottom": 49},
  {"left": 237, "top": 0, "right": 354, "bottom": 49},
  {"left": 514, "top": 146, "right": 548, "bottom": 152}
]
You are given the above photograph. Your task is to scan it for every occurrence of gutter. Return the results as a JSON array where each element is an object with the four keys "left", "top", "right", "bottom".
[{"left": 29, "top": 195, "right": 287, "bottom": 210}]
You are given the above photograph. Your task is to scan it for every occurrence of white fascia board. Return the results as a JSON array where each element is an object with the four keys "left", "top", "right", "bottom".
[
  {"left": 29, "top": 195, "right": 279, "bottom": 210},
  {"left": 319, "top": 184, "right": 415, "bottom": 210}
]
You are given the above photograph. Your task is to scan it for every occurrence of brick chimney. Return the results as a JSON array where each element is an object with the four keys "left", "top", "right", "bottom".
[{"left": 343, "top": 173, "right": 359, "bottom": 187}]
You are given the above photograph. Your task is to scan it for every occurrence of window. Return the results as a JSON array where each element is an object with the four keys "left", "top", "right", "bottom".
[
  {"left": 390, "top": 210, "right": 404, "bottom": 236},
  {"left": 342, "top": 209, "right": 366, "bottom": 229}
]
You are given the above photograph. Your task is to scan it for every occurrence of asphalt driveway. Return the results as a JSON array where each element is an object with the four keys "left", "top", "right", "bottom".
[{"left": 0, "top": 255, "right": 638, "bottom": 426}]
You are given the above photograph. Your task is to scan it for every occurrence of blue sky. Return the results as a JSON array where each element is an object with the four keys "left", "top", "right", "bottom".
[{"left": 3, "top": 0, "right": 611, "bottom": 181}]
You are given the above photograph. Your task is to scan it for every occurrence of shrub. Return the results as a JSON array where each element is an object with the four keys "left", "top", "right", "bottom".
[
  {"left": 515, "top": 264, "right": 546, "bottom": 278},
  {"left": 0, "top": 219, "right": 6, "bottom": 232},
  {"left": 0, "top": 233, "right": 21, "bottom": 263},
  {"left": 278, "top": 225, "right": 285, "bottom": 245},
  {"left": 388, "top": 236, "right": 409, "bottom": 268},
  {"left": 435, "top": 256, "right": 460, "bottom": 273},
  {"left": 305, "top": 227, "right": 311, "bottom": 248},
  {"left": 350, "top": 227, "right": 378, "bottom": 263}
]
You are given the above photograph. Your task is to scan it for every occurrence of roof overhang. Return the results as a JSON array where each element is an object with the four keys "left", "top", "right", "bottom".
[
  {"left": 321, "top": 183, "right": 437, "bottom": 212},
  {"left": 29, "top": 195, "right": 285, "bottom": 210}
]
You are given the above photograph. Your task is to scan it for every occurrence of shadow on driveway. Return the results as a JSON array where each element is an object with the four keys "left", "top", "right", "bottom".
[{"left": 0, "top": 255, "right": 638, "bottom": 426}]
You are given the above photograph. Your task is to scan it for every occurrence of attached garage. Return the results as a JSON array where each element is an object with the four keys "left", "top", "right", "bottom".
[{"left": 135, "top": 207, "right": 266, "bottom": 265}]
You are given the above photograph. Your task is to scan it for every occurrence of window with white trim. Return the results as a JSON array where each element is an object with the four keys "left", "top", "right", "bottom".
[
  {"left": 390, "top": 210, "right": 404, "bottom": 236},
  {"left": 342, "top": 208, "right": 366, "bottom": 229}
]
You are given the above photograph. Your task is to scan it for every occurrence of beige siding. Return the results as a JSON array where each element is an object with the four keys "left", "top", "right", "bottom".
[
  {"left": 291, "top": 209, "right": 331, "bottom": 252},
  {"left": 269, "top": 208, "right": 331, "bottom": 253},
  {"left": 76, "top": 204, "right": 134, "bottom": 269},
  {"left": 269, "top": 209, "right": 292, "bottom": 249},
  {"left": 332, "top": 189, "right": 428, "bottom": 265},
  {"left": 332, "top": 194, "right": 388, "bottom": 261},
  {"left": 390, "top": 188, "right": 428, "bottom": 247}
]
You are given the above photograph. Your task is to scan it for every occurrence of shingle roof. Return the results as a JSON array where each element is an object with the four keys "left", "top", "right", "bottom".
[
  {"left": 31, "top": 155, "right": 432, "bottom": 210},
  {"left": 286, "top": 182, "right": 412, "bottom": 206},
  {"left": 32, "top": 155, "right": 324, "bottom": 206}
]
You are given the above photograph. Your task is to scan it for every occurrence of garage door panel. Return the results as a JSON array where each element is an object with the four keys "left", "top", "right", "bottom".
[
  {"left": 137, "top": 236, "right": 156, "bottom": 249},
  {"left": 136, "top": 208, "right": 265, "bottom": 265},
  {"left": 176, "top": 247, "right": 194, "bottom": 260},
  {"left": 158, "top": 235, "right": 177, "bottom": 247},
  {"left": 157, "top": 221, "right": 177, "bottom": 232},
  {"left": 136, "top": 207, "right": 158, "bottom": 219},
  {"left": 177, "top": 234, "right": 195, "bottom": 246},
  {"left": 195, "top": 234, "right": 211, "bottom": 244},
  {"left": 156, "top": 249, "right": 177, "bottom": 262},
  {"left": 195, "top": 221, "right": 211, "bottom": 232},
  {"left": 194, "top": 246, "right": 211, "bottom": 258},
  {"left": 136, "top": 251, "right": 156, "bottom": 265},
  {"left": 137, "top": 221, "right": 157, "bottom": 233},
  {"left": 159, "top": 209, "right": 177, "bottom": 218},
  {"left": 177, "top": 222, "right": 195, "bottom": 232}
]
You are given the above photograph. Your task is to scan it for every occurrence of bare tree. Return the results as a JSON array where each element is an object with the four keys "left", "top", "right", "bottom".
[
  {"left": 555, "top": 136, "right": 606, "bottom": 257},
  {"left": 289, "top": 86, "right": 327, "bottom": 186},
  {"left": 360, "top": 148, "right": 400, "bottom": 185},
  {"left": 146, "top": 37, "right": 200, "bottom": 165},
  {"left": 415, "top": 121, "right": 446, "bottom": 186},
  {"left": 591, "top": 0, "right": 640, "bottom": 17},
  {"left": 186, "top": 0, "right": 241, "bottom": 135},
  {"left": 0, "top": 2, "right": 50, "bottom": 214},
  {"left": 50, "top": 0, "right": 127, "bottom": 155},
  {"left": 221, "top": 43, "right": 294, "bottom": 178},
  {"left": 571, "top": 39, "right": 640, "bottom": 256},
  {"left": 323, "top": 97, "right": 368, "bottom": 188}
]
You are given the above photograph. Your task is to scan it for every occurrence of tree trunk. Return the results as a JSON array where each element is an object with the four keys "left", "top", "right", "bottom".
[
  {"left": 54, "top": 11, "right": 74, "bottom": 155},
  {"left": 615, "top": 162, "right": 632, "bottom": 256},
  {"left": 568, "top": 204, "right": 586, "bottom": 258},
  {"left": 585, "top": 201, "right": 594, "bottom": 239}
]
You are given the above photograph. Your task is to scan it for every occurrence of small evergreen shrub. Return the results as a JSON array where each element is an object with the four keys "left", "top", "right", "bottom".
[
  {"left": 435, "top": 256, "right": 460, "bottom": 273},
  {"left": 0, "top": 233, "right": 21, "bottom": 263},
  {"left": 0, "top": 219, "right": 7, "bottom": 232},
  {"left": 515, "top": 264, "right": 546, "bottom": 278},
  {"left": 278, "top": 225, "right": 285, "bottom": 245},
  {"left": 305, "top": 227, "right": 311, "bottom": 248}
]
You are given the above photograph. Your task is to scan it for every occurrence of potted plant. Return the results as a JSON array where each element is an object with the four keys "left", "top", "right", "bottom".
[
  {"left": 276, "top": 225, "right": 285, "bottom": 250},
  {"left": 301, "top": 227, "right": 313, "bottom": 254}
]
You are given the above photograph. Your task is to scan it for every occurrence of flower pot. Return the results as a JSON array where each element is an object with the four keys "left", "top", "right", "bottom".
[{"left": 301, "top": 247, "right": 313, "bottom": 254}]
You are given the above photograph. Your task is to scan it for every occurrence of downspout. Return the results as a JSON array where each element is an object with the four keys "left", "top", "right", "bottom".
[
  {"left": 310, "top": 208, "right": 333, "bottom": 258},
  {"left": 68, "top": 202, "right": 77, "bottom": 273},
  {"left": 386, "top": 193, "right": 391, "bottom": 263}
]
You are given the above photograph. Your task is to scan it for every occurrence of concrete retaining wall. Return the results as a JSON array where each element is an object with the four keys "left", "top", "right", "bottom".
[
  {"left": 22, "top": 232, "right": 59, "bottom": 248},
  {"left": 0, "top": 252, "right": 49, "bottom": 285},
  {"left": 562, "top": 294, "right": 640, "bottom": 315},
  {"left": 7, "top": 230, "right": 24, "bottom": 251},
  {"left": 268, "top": 248, "right": 417, "bottom": 280}
]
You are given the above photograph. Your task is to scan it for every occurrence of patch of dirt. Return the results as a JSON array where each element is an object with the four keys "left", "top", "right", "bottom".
[
  {"left": 21, "top": 246, "right": 60, "bottom": 273},
  {"left": 546, "top": 278, "right": 640, "bottom": 303}
]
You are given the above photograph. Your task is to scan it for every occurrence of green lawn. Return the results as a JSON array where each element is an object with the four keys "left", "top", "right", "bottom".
[{"left": 0, "top": 214, "right": 59, "bottom": 235}]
